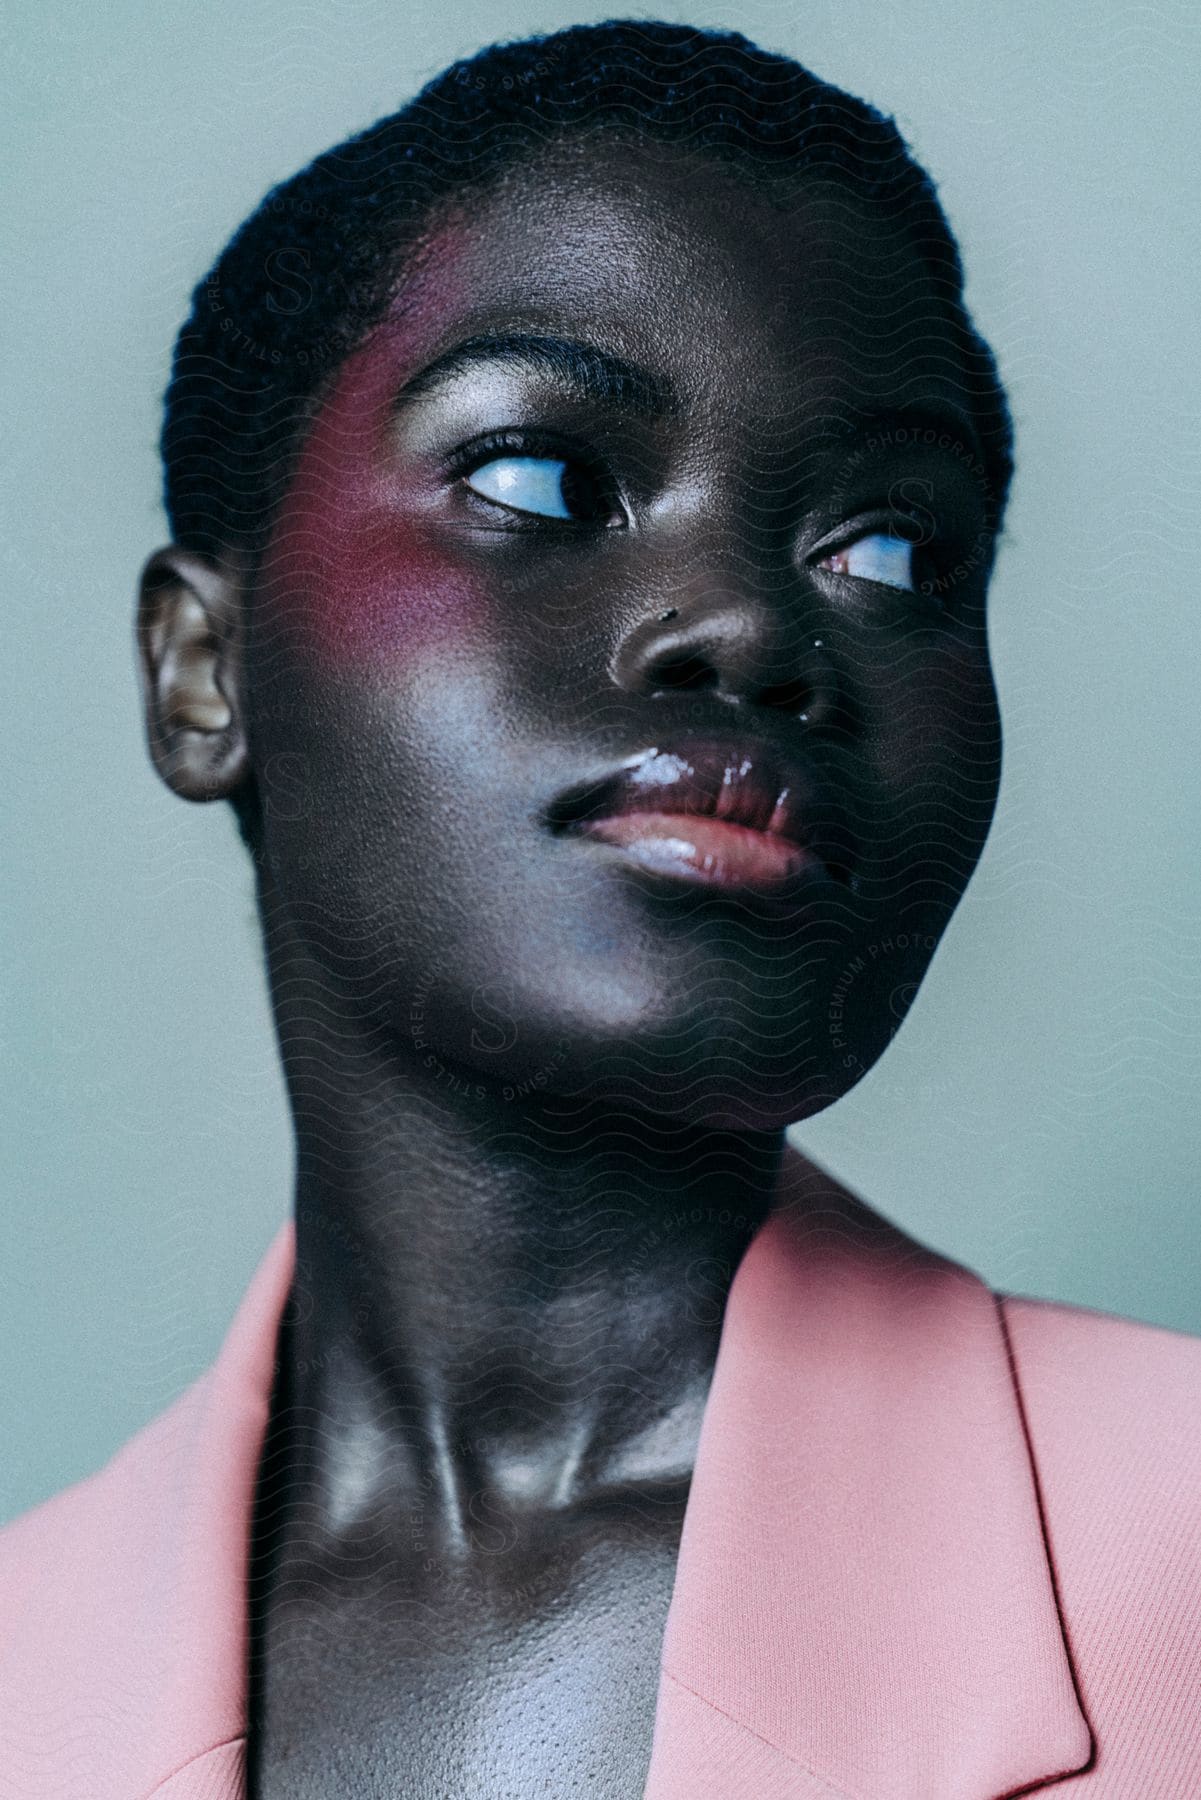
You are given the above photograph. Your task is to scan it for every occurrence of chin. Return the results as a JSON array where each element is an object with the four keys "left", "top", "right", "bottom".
[
  {"left": 549, "top": 916, "right": 943, "bottom": 1127},
  {"left": 554, "top": 1056, "right": 859, "bottom": 1133},
  {"left": 528, "top": 1001, "right": 870, "bottom": 1132},
  {"left": 416, "top": 894, "right": 940, "bottom": 1126}
]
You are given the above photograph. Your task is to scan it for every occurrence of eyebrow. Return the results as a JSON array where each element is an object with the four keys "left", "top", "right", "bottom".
[
  {"left": 394, "top": 336, "right": 992, "bottom": 483},
  {"left": 395, "top": 331, "right": 679, "bottom": 418},
  {"left": 846, "top": 403, "right": 988, "bottom": 469}
]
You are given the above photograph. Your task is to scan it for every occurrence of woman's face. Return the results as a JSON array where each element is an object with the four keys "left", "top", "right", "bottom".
[{"left": 248, "top": 135, "right": 1002, "bottom": 1128}]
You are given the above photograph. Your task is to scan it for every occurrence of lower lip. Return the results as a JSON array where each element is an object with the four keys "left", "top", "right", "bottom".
[{"left": 576, "top": 812, "right": 819, "bottom": 889}]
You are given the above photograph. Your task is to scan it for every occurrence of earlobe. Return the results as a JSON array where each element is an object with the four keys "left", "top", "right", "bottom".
[{"left": 135, "top": 546, "right": 251, "bottom": 803}]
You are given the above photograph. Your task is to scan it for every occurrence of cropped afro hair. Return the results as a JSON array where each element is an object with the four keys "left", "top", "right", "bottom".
[{"left": 160, "top": 19, "right": 1013, "bottom": 578}]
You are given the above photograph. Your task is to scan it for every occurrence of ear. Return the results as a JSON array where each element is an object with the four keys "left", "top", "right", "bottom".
[{"left": 135, "top": 546, "right": 250, "bottom": 803}]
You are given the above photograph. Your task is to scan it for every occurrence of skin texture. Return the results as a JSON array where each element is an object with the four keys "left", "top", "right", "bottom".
[{"left": 137, "top": 136, "right": 1002, "bottom": 1797}]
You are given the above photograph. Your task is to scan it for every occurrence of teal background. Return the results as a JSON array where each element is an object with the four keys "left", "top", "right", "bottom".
[{"left": 3, "top": 1, "right": 1199, "bottom": 1524}]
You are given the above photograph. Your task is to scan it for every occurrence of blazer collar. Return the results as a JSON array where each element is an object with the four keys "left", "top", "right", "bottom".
[
  {"left": 142, "top": 1150, "right": 1091, "bottom": 1798},
  {"left": 643, "top": 1150, "right": 1093, "bottom": 1799}
]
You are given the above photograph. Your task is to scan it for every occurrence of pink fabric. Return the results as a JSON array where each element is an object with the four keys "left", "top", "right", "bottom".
[{"left": 2, "top": 1150, "right": 1199, "bottom": 1798}]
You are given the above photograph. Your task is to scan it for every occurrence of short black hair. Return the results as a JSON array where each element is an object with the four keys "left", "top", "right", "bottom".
[{"left": 161, "top": 19, "right": 1013, "bottom": 570}]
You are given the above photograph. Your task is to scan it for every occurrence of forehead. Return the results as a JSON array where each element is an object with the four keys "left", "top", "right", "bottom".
[{"left": 377, "top": 134, "right": 973, "bottom": 434}]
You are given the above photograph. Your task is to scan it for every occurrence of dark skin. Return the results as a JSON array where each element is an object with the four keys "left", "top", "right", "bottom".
[{"left": 137, "top": 136, "right": 1001, "bottom": 1797}]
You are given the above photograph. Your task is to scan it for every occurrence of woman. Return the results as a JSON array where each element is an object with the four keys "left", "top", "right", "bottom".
[{"left": 2, "top": 21, "right": 1198, "bottom": 1798}]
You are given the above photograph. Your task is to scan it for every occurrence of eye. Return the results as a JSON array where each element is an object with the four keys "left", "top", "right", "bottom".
[
  {"left": 463, "top": 454, "right": 610, "bottom": 523},
  {"left": 818, "top": 529, "right": 916, "bottom": 592}
]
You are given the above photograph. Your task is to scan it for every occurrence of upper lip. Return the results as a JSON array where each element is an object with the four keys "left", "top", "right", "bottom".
[{"left": 544, "top": 737, "right": 857, "bottom": 884}]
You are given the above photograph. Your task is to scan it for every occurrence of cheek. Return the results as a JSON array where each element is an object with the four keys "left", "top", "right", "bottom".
[
  {"left": 256, "top": 333, "right": 490, "bottom": 669},
  {"left": 263, "top": 498, "right": 488, "bottom": 669},
  {"left": 876, "top": 636, "right": 999, "bottom": 783}
]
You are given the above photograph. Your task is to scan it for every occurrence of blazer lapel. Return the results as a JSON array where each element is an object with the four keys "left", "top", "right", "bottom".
[
  {"left": 140, "top": 1220, "right": 295, "bottom": 1798},
  {"left": 643, "top": 1150, "right": 1094, "bottom": 1800}
]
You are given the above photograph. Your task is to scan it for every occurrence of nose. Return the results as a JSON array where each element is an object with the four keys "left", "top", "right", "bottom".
[{"left": 611, "top": 569, "right": 842, "bottom": 727}]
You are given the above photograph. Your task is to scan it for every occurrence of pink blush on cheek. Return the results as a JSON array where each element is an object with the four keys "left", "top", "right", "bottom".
[{"left": 256, "top": 320, "right": 487, "bottom": 668}]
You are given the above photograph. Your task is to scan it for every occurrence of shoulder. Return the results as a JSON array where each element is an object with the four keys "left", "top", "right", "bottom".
[
  {"left": 0, "top": 1225, "right": 290, "bottom": 1794},
  {"left": 1003, "top": 1297, "right": 1201, "bottom": 1682},
  {"left": 0, "top": 1378, "right": 227, "bottom": 1798},
  {"left": 0, "top": 1216, "right": 291, "bottom": 1618},
  {"left": 1001, "top": 1290, "right": 1201, "bottom": 1535},
  {"left": 1001, "top": 1288, "right": 1201, "bottom": 1466},
  {"left": 999, "top": 1295, "right": 1201, "bottom": 1782},
  {"left": 0, "top": 1377, "right": 207, "bottom": 1631}
]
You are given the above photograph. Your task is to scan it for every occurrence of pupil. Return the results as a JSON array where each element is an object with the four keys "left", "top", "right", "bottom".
[{"left": 559, "top": 462, "right": 604, "bottom": 521}]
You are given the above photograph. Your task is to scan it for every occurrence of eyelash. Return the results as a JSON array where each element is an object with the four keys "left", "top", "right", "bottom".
[
  {"left": 446, "top": 429, "right": 621, "bottom": 526},
  {"left": 445, "top": 432, "right": 960, "bottom": 597},
  {"left": 810, "top": 514, "right": 943, "bottom": 597}
]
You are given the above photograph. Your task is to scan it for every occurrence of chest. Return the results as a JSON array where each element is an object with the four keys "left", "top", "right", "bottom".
[{"left": 247, "top": 1521, "right": 684, "bottom": 1799}]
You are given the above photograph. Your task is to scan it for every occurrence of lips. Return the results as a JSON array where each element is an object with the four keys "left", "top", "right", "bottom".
[{"left": 546, "top": 741, "right": 855, "bottom": 893}]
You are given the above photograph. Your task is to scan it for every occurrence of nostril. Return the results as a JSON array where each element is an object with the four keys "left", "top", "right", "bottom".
[
  {"left": 653, "top": 654, "right": 720, "bottom": 693},
  {"left": 758, "top": 676, "right": 812, "bottom": 714}
]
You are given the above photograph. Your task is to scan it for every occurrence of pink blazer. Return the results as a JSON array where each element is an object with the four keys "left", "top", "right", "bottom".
[{"left": 2, "top": 1151, "right": 1199, "bottom": 1798}]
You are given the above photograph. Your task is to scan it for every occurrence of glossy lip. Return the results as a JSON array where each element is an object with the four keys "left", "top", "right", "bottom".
[{"left": 545, "top": 739, "right": 856, "bottom": 894}]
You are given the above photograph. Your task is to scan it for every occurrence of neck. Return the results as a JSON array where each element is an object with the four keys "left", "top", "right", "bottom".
[{"left": 258, "top": 900, "right": 785, "bottom": 1559}]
